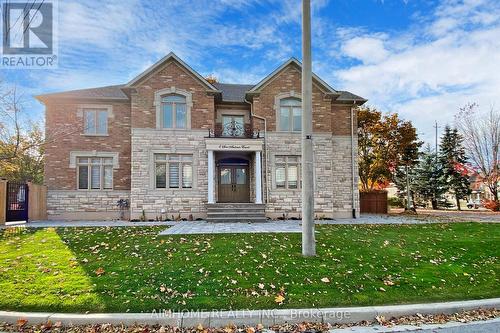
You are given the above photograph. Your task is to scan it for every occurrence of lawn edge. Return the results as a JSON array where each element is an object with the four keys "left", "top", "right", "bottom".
[{"left": 0, "top": 298, "right": 498, "bottom": 327}]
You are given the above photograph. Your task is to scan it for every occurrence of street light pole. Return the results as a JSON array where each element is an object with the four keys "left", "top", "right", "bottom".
[{"left": 301, "top": 0, "right": 316, "bottom": 257}]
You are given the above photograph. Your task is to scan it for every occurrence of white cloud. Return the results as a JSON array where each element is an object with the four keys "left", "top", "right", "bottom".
[
  {"left": 332, "top": 0, "right": 500, "bottom": 144},
  {"left": 341, "top": 36, "right": 389, "bottom": 64}
]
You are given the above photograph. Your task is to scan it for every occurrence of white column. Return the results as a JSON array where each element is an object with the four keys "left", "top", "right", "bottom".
[
  {"left": 207, "top": 150, "right": 215, "bottom": 204},
  {"left": 255, "top": 151, "right": 263, "bottom": 204}
]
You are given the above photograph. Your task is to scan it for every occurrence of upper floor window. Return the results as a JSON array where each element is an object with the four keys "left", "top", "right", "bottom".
[
  {"left": 84, "top": 108, "right": 108, "bottom": 135},
  {"left": 161, "top": 94, "right": 187, "bottom": 129},
  {"left": 77, "top": 157, "right": 113, "bottom": 190},
  {"left": 279, "top": 98, "right": 301, "bottom": 132},
  {"left": 155, "top": 154, "right": 193, "bottom": 189}
]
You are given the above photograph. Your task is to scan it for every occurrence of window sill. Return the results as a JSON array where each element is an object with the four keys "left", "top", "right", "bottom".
[
  {"left": 77, "top": 189, "right": 114, "bottom": 191},
  {"left": 81, "top": 133, "right": 109, "bottom": 137}
]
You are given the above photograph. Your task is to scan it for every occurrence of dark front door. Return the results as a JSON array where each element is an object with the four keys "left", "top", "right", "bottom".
[
  {"left": 6, "top": 182, "right": 29, "bottom": 222},
  {"left": 218, "top": 165, "right": 250, "bottom": 203}
]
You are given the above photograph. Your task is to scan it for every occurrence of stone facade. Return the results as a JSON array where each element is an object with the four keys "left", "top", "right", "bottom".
[
  {"left": 40, "top": 54, "right": 364, "bottom": 221},
  {"left": 263, "top": 133, "right": 359, "bottom": 219},
  {"left": 130, "top": 128, "right": 208, "bottom": 220},
  {"left": 47, "top": 190, "right": 130, "bottom": 220}
]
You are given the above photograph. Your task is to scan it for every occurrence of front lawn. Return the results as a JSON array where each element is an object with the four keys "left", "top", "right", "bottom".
[{"left": 0, "top": 223, "right": 498, "bottom": 313}]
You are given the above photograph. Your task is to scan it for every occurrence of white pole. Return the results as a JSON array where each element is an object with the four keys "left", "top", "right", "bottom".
[
  {"left": 301, "top": 0, "right": 316, "bottom": 257},
  {"left": 255, "top": 151, "right": 263, "bottom": 204},
  {"left": 207, "top": 150, "right": 215, "bottom": 204}
]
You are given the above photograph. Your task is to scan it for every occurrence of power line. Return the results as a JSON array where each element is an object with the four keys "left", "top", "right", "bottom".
[{"left": 12, "top": 0, "right": 37, "bottom": 43}]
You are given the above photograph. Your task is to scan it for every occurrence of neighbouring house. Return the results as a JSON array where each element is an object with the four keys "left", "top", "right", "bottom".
[{"left": 36, "top": 53, "right": 367, "bottom": 221}]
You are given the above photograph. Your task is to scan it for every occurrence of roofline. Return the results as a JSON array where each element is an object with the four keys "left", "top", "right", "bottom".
[
  {"left": 247, "top": 57, "right": 340, "bottom": 95},
  {"left": 124, "top": 52, "right": 219, "bottom": 91},
  {"left": 35, "top": 95, "right": 130, "bottom": 104}
]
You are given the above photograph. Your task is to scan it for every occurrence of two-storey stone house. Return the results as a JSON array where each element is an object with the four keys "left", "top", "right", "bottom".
[{"left": 37, "top": 53, "right": 366, "bottom": 221}]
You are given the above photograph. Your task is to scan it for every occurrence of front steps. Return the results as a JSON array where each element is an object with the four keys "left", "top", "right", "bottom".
[{"left": 206, "top": 203, "right": 267, "bottom": 223}]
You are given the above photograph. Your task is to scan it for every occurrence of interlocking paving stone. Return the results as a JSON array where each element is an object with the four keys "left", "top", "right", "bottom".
[{"left": 159, "top": 221, "right": 302, "bottom": 235}]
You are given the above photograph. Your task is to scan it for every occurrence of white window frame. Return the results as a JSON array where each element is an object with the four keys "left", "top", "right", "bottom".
[
  {"left": 274, "top": 155, "right": 301, "bottom": 190},
  {"left": 76, "top": 157, "right": 114, "bottom": 190},
  {"left": 154, "top": 87, "right": 193, "bottom": 129},
  {"left": 274, "top": 91, "right": 302, "bottom": 132},
  {"left": 154, "top": 153, "right": 193, "bottom": 189}
]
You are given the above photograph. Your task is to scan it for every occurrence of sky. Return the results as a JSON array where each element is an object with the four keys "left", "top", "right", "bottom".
[{"left": 2, "top": 0, "right": 500, "bottom": 144}]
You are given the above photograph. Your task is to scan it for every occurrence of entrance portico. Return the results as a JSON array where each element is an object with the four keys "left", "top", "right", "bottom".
[{"left": 206, "top": 138, "right": 263, "bottom": 204}]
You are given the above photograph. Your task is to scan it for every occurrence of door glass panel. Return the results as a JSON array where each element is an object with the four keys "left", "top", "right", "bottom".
[
  {"left": 220, "top": 168, "right": 232, "bottom": 184},
  {"left": 235, "top": 168, "right": 246, "bottom": 185}
]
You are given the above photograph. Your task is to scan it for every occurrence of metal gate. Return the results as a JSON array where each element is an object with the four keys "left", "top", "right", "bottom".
[{"left": 6, "top": 182, "right": 29, "bottom": 222}]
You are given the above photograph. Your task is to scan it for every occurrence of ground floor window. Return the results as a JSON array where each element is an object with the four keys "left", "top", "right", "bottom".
[
  {"left": 155, "top": 154, "right": 193, "bottom": 189},
  {"left": 77, "top": 157, "right": 113, "bottom": 190},
  {"left": 275, "top": 155, "right": 300, "bottom": 189}
]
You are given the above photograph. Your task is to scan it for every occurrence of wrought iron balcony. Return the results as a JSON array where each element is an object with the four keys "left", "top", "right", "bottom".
[{"left": 208, "top": 121, "right": 260, "bottom": 139}]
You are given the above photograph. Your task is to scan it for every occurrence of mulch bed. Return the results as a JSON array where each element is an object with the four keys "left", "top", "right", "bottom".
[{"left": 1, "top": 308, "right": 498, "bottom": 333}]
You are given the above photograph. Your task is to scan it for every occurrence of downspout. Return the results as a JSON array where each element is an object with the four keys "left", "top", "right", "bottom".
[
  {"left": 351, "top": 101, "right": 357, "bottom": 218},
  {"left": 245, "top": 97, "right": 268, "bottom": 204}
]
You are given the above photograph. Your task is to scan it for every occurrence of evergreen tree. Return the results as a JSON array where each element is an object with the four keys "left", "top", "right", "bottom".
[
  {"left": 413, "top": 145, "right": 446, "bottom": 209},
  {"left": 439, "top": 126, "right": 471, "bottom": 210}
]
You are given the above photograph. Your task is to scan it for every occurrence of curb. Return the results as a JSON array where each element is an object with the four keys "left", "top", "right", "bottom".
[{"left": 0, "top": 298, "right": 498, "bottom": 327}]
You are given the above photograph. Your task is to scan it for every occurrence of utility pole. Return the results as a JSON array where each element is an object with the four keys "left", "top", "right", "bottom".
[{"left": 301, "top": 0, "right": 316, "bottom": 257}]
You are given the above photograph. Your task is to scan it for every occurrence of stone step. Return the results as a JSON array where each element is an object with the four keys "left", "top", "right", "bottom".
[
  {"left": 206, "top": 217, "right": 268, "bottom": 223},
  {"left": 206, "top": 203, "right": 266, "bottom": 223}
]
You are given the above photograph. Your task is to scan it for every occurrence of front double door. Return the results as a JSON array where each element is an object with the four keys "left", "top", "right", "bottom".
[{"left": 218, "top": 165, "right": 250, "bottom": 203}]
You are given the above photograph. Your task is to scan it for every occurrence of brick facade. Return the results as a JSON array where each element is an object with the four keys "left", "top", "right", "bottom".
[{"left": 40, "top": 54, "right": 364, "bottom": 220}]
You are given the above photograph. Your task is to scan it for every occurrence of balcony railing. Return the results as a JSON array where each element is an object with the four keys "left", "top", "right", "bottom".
[{"left": 208, "top": 121, "right": 260, "bottom": 139}]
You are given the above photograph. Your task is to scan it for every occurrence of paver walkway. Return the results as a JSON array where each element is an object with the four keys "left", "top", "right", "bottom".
[{"left": 159, "top": 220, "right": 302, "bottom": 235}]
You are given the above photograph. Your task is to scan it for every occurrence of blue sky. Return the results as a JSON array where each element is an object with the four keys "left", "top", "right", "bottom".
[{"left": 2, "top": 0, "right": 500, "bottom": 143}]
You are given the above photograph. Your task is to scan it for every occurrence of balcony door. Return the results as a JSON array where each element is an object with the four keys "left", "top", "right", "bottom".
[
  {"left": 222, "top": 115, "right": 245, "bottom": 137},
  {"left": 218, "top": 164, "right": 250, "bottom": 203}
]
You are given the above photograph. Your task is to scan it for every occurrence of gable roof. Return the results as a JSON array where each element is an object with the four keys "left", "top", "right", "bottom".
[
  {"left": 246, "top": 57, "right": 340, "bottom": 97},
  {"left": 124, "top": 52, "right": 219, "bottom": 91},
  {"left": 35, "top": 84, "right": 129, "bottom": 102},
  {"left": 213, "top": 83, "right": 255, "bottom": 102}
]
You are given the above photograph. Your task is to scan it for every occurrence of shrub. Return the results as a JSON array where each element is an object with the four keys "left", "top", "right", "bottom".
[
  {"left": 388, "top": 196, "right": 404, "bottom": 208},
  {"left": 482, "top": 199, "right": 500, "bottom": 211}
]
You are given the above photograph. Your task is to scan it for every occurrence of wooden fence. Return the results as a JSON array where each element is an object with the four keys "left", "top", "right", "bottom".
[
  {"left": 0, "top": 179, "right": 6, "bottom": 225},
  {"left": 360, "top": 191, "right": 388, "bottom": 214},
  {"left": 0, "top": 180, "right": 47, "bottom": 224},
  {"left": 27, "top": 182, "right": 48, "bottom": 221}
]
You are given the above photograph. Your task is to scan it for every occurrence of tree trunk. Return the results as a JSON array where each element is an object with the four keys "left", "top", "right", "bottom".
[
  {"left": 431, "top": 198, "right": 438, "bottom": 210},
  {"left": 456, "top": 195, "right": 461, "bottom": 211}
]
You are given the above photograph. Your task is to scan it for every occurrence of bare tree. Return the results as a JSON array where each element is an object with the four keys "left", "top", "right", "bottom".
[
  {"left": 0, "top": 84, "right": 23, "bottom": 161},
  {"left": 455, "top": 103, "right": 499, "bottom": 209}
]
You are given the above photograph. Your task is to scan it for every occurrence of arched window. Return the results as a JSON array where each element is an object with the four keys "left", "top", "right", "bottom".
[
  {"left": 161, "top": 94, "right": 187, "bottom": 128},
  {"left": 279, "top": 97, "right": 301, "bottom": 132}
]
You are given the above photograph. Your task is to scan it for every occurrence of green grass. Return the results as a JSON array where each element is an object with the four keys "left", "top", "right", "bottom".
[{"left": 0, "top": 223, "right": 498, "bottom": 313}]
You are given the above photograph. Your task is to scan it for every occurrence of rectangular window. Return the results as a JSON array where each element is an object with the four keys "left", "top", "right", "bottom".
[
  {"left": 84, "top": 109, "right": 108, "bottom": 135},
  {"left": 155, "top": 154, "right": 193, "bottom": 189},
  {"left": 77, "top": 157, "right": 113, "bottom": 190},
  {"left": 275, "top": 155, "right": 301, "bottom": 190}
]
